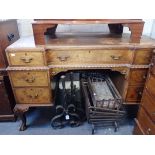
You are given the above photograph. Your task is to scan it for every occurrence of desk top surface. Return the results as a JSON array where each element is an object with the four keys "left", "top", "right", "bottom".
[
  {"left": 33, "top": 19, "right": 143, "bottom": 25},
  {"left": 6, "top": 33, "right": 155, "bottom": 50}
]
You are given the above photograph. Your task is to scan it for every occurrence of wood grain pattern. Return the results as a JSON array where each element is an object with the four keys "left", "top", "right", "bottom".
[
  {"left": 129, "top": 68, "right": 148, "bottom": 85},
  {"left": 135, "top": 107, "right": 155, "bottom": 135},
  {"left": 9, "top": 70, "right": 49, "bottom": 87},
  {"left": 34, "top": 19, "right": 144, "bottom": 24},
  {"left": 6, "top": 34, "right": 155, "bottom": 49},
  {"left": 14, "top": 87, "right": 52, "bottom": 104},
  {"left": 141, "top": 89, "right": 155, "bottom": 122},
  {"left": 7, "top": 51, "right": 46, "bottom": 66},
  {"left": 133, "top": 49, "right": 152, "bottom": 65},
  {"left": 126, "top": 86, "right": 144, "bottom": 102},
  {"left": 32, "top": 19, "right": 144, "bottom": 44},
  {"left": 133, "top": 118, "right": 145, "bottom": 135},
  {"left": 46, "top": 49, "right": 133, "bottom": 65},
  {"left": 133, "top": 52, "right": 155, "bottom": 134},
  {"left": 145, "top": 73, "right": 155, "bottom": 97}
]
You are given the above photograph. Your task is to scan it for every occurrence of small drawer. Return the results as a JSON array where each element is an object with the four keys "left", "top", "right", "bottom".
[
  {"left": 133, "top": 49, "right": 152, "bottom": 65},
  {"left": 129, "top": 68, "right": 148, "bottom": 85},
  {"left": 9, "top": 70, "right": 49, "bottom": 87},
  {"left": 7, "top": 51, "right": 46, "bottom": 66},
  {"left": 145, "top": 73, "right": 155, "bottom": 97},
  {"left": 141, "top": 89, "right": 155, "bottom": 122},
  {"left": 126, "top": 86, "right": 144, "bottom": 102},
  {"left": 137, "top": 107, "right": 155, "bottom": 135},
  {"left": 14, "top": 87, "right": 51, "bottom": 104},
  {"left": 46, "top": 49, "right": 133, "bottom": 65}
]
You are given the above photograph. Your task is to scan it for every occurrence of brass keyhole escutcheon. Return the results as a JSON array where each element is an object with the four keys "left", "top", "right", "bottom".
[
  {"left": 111, "top": 55, "right": 122, "bottom": 60},
  {"left": 20, "top": 53, "right": 33, "bottom": 63},
  {"left": 24, "top": 72, "right": 35, "bottom": 83},
  {"left": 57, "top": 55, "right": 70, "bottom": 61}
]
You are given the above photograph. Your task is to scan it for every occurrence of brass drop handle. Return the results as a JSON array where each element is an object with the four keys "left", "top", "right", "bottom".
[
  {"left": 111, "top": 55, "right": 122, "bottom": 60},
  {"left": 25, "top": 76, "right": 35, "bottom": 83},
  {"left": 20, "top": 56, "right": 33, "bottom": 63},
  {"left": 146, "top": 128, "right": 151, "bottom": 135},
  {"left": 57, "top": 55, "right": 70, "bottom": 61},
  {"left": 27, "top": 93, "right": 38, "bottom": 99},
  {"left": 24, "top": 89, "right": 39, "bottom": 99},
  {"left": 26, "top": 93, "right": 39, "bottom": 99}
]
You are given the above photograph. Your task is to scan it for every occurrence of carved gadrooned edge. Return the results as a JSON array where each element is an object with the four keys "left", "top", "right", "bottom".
[
  {"left": 7, "top": 64, "right": 150, "bottom": 77},
  {"left": 48, "top": 64, "right": 150, "bottom": 68},
  {"left": 49, "top": 64, "right": 150, "bottom": 70},
  {"left": 49, "top": 64, "right": 150, "bottom": 79},
  {"left": 130, "top": 65, "right": 150, "bottom": 68},
  {"left": 6, "top": 64, "right": 150, "bottom": 71},
  {"left": 6, "top": 66, "right": 49, "bottom": 71},
  {"left": 49, "top": 64, "right": 130, "bottom": 68},
  {"left": 49, "top": 64, "right": 130, "bottom": 77}
]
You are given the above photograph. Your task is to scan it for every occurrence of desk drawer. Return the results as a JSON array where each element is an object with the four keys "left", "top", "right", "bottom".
[
  {"left": 145, "top": 73, "right": 155, "bottom": 97},
  {"left": 126, "top": 86, "right": 144, "bottom": 102},
  {"left": 7, "top": 51, "right": 46, "bottom": 66},
  {"left": 137, "top": 107, "right": 155, "bottom": 135},
  {"left": 9, "top": 70, "right": 49, "bottom": 87},
  {"left": 129, "top": 69, "right": 148, "bottom": 85},
  {"left": 141, "top": 89, "right": 155, "bottom": 122},
  {"left": 133, "top": 49, "right": 152, "bottom": 65},
  {"left": 46, "top": 49, "right": 133, "bottom": 65},
  {"left": 14, "top": 87, "right": 51, "bottom": 104}
]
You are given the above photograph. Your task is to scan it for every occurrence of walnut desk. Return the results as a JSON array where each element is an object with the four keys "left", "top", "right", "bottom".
[{"left": 5, "top": 33, "right": 155, "bottom": 131}]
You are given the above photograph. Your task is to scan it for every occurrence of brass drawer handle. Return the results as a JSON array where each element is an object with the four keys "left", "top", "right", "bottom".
[
  {"left": 27, "top": 94, "right": 38, "bottom": 99},
  {"left": 24, "top": 89, "right": 39, "bottom": 99},
  {"left": 111, "top": 55, "right": 122, "bottom": 60},
  {"left": 57, "top": 55, "right": 70, "bottom": 61},
  {"left": 20, "top": 56, "right": 33, "bottom": 63},
  {"left": 25, "top": 76, "right": 35, "bottom": 83},
  {"left": 146, "top": 128, "right": 151, "bottom": 135}
]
